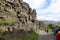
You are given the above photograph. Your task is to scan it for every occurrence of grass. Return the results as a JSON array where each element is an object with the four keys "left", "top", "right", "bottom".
[
  {"left": 5, "top": 19, "right": 17, "bottom": 24},
  {"left": 0, "top": 18, "right": 18, "bottom": 25},
  {"left": 21, "top": 31, "right": 39, "bottom": 40},
  {"left": 0, "top": 31, "right": 39, "bottom": 40}
]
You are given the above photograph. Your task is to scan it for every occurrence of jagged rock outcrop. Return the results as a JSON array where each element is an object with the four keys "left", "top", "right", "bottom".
[
  {"left": 36, "top": 20, "right": 44, "bottom": 29},
  {"left": 0, "top": 0, "right": 37, "bottom": 32}
]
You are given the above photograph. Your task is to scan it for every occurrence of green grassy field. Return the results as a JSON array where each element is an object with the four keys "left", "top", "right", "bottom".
[{"left": 0, "top": 31, "right": 39, "bottom": 40}]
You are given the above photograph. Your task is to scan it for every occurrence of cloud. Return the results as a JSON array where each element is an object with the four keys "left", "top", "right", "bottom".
[
  {"left": 37, "top": 15, "right": 60, "bottom": 21},
  {"left": 23, "top": 0, "right": 60, "bottom": 21},
  {"left": 37, "top": 0, "right": 60, "bottom": 21},
  {"left": 23, "top": 0, "right": 46, "bottom": 9}
]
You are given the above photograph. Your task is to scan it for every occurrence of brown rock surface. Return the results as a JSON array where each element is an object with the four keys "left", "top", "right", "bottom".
[{"left": 0, "top": 0, "right": 43, "bottom": 32}]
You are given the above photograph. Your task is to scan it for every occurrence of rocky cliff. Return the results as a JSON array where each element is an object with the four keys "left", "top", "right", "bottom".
[{"left": 0, "top": 0, "right": 38, "bottom": 32}]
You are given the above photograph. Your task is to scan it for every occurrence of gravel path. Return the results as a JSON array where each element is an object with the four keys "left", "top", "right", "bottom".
[{"left": 38, "top": 30, "right": 56, "bottom": 40}]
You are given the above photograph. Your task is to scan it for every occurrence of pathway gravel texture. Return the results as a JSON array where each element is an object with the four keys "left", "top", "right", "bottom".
[{"left": 38, "top": 30, "right": 56, "bottom": 40}]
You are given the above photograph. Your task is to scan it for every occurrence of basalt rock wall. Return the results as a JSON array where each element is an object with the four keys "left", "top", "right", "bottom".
[{"left": 0, "top": 0, "right": 37, "bottom": 31}]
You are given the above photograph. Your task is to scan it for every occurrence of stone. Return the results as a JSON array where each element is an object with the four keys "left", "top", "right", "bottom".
[{"left": 0, "top": 0, "right": 44, "bottom": 32}]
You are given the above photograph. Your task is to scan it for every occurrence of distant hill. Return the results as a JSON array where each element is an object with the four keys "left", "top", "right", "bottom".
[{"left": 43, "top": 20, "right": 60, "bottom": 24}]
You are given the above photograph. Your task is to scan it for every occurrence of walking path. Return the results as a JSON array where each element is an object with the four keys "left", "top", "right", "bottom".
[{"left": 38, "top": 30, "right": 56, "bottom": 40}]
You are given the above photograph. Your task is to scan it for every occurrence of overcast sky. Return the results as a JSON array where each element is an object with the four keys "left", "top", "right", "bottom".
[{"left": 23, "top": 0, "right": 60, "bottom": 21}]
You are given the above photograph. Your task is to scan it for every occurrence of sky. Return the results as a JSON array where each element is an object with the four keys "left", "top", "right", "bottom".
[{"left": 23, "top": 0, "right": 60, "bottom": 21}]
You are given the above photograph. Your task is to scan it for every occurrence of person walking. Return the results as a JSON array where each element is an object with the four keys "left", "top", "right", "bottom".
[
  {"left": 56, "top": 31, "right": 60, "bottom": 40},
  {"left": 56, "top": 27, "right": 60, "bottom": 40},
  {"left": 46, "top": 29, "right": 48, "bottom": 33},
  {"left": 53, "top": 28, "right": 58, "bottom": 36}
]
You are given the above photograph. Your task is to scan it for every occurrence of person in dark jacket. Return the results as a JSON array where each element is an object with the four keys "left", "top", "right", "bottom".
[{"left": 53, "top": 28, "right": 58, "bottom": 36}]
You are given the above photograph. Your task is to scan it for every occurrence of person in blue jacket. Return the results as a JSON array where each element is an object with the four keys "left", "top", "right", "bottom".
[{"left": 53, "top": 28, "right": 58, "bottom": 36}]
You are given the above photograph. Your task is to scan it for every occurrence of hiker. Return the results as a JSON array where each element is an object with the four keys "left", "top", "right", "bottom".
[
  {"left": 56, "top": 27, "right": 60, "bottom": 40},
  {"left": 45, "top": 29, "right": 46, "bottom": 32},
  {"left": 53, "top": 28, "right": 58, "bottom": 36},
  {"left": 45, "top": 29, "right": 49, "bottom": 33},
  {"left": 56, "top": 31, "right": 60, "bottom": 40},
  {"left": 46, "top": 29, "right": 48, "bottom": 33}
]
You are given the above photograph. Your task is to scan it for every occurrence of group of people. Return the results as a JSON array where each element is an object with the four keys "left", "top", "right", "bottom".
[
  {"left": 45, "top": 29, "right": 49, "bottom": 33},
  {"left": 53, "top": 27, "right": 60, "bottom": 40}
]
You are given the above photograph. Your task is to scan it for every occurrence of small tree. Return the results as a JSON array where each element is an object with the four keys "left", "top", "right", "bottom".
[{"left": 48, "top": 24, "right": 54, "bottom": 29}]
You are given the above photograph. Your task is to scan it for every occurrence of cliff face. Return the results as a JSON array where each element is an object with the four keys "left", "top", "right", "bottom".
[{"left": 0, "top": 0, "right": 37, "bottom": 31}]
